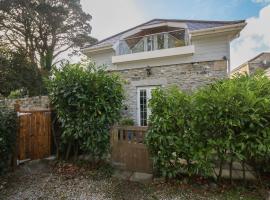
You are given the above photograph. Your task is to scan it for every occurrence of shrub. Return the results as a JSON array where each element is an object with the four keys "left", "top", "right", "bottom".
[
  {"left": 8, "top": 88, "right": 28, "bottom": 99},
  {"left": 0, "top": 105, "right": 17, "bottom": 174},
  {"left": 119, "top": 118, "right": 135, "bottom": 126},
  {"left": 46, "top": 61, "right": 124, "bottom": 161},
  {"left": 193, "top": 73, "right": 270, "bottom": 181},
  {"left": 145, "top": 86, "right": 210, "bottom": 178},
  {"left": 146, "top": 73, "right": 270, "bottom": 181}
]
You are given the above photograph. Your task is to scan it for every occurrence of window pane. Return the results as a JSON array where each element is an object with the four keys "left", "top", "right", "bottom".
[
  {"left": 168, "top": 31, "right": 185, "bottom": 48},
  {"left": 139, "top": 89, "right": 147, "bottom": 126},
  {"left": 157, "top": 34, "right": 164, "bottom": 49},
  {"left": 118, "top": 41, "right": 131, "bottom": 55},
  {"left": 147, "top": 36, "right": 154, "bottom": 51},
  {"left": 132, "top": 39, "right": 144, "bottom": 53}
]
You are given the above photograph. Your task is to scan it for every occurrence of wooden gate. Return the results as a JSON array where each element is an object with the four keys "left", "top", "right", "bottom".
[
  {"left": 110, "top": 126, "right": 152, "bottom": 173},
  {"left": 17, "top": 109, "right": 52, "bottom": 161}
]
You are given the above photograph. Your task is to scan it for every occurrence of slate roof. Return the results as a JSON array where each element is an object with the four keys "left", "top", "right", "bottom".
[{"left": 83, "top": 19, "right": 245, "bottom": 50}]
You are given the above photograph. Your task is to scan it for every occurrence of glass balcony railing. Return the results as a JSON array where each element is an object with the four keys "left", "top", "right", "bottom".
[{"left": 116, "top": 30, "right": 188, "bottom": 56}]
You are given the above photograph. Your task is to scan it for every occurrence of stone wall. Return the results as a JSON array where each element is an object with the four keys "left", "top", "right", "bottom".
[
  {"left": 1, "top": 96, "right": 50, "bottom": 111},
  {"left": 112, "top": 60, "right": 227, "bottom": 124}
]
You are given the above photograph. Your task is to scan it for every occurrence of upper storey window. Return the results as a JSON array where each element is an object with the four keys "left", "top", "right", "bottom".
[{"left": 117, "top": 27, "right": 189, "bottom": 56}]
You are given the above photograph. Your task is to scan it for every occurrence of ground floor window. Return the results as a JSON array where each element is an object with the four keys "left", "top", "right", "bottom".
[{"left": 137, "top": 86, "right": 157, "bottom": 126}]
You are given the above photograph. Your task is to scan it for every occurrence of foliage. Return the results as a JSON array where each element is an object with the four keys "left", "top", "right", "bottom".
[
  {"left": 0, "top": 105, "right": 17, "bottom": 174},
  {"left": 193, "top": 73, "right": 270, "bottom": 181},
  {"left": 145, "top": 86, "right": 210, "bottom": 178},
  {"left": 0, "top": 0, "right": 97, "bottom": 72},
  {"left": 146, "top": 73, "right": 270, "bottom": 181},
  {"left": 119, "top": 118, "right": 135, "bottom": 126},
  {"left": 0, "top": 48, "right": 45, "bottom": 97},
  {"left": 46, "top": 61, "right": 124, "bottom": 161},
  {"left": 8, "top": 89, "right": 28, "bottom": 99}
]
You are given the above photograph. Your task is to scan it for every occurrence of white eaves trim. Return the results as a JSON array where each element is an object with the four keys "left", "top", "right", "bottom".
[
  {"left": 81, "top": 44, "right": 113, "bottom": 54},
  {"left": 112, "top": 45, "right": 195, "bottom": 64},
  {"left": 190, "top": 22, "right": 247, "bottom": 36}
]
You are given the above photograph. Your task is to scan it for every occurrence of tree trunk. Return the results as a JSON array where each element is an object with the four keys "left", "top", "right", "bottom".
[
  {"left": 65, "top": 141, "right": 72, "bottom": 160},
  {"left": 217, "top": 157, "right": 224, "bottom": 183},
  {"left": 74, "top": 141, "right": 79, "bottom": 161},
  {"left": 242, "top": 161, "right": 246, "bottom": 185},
  {"left": 44, "top": 49, "right": 53, "bottom": 72},
  {"left": 229, "top": 158, "right": 233, "bottom": 185},
  {"left": 51, "top": 117, "right": 60, "bottom": 159}
]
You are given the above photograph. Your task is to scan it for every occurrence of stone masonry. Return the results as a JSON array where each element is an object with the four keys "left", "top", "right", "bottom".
[
  {"left": 1, "top": 96, "right": 50, "bottom": 111},
  {"left": 111, "top": 60, "right": 227, "bottom": 124}
]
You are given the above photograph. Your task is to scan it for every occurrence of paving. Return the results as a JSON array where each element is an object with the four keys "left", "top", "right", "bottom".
[{"left": 112, "top": 169, "right": 153, "bottom": 183}]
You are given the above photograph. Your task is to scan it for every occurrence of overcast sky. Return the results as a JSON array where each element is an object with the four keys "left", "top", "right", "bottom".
[{"left": 80, "top": 0, "right": 270, "bottom": 69}]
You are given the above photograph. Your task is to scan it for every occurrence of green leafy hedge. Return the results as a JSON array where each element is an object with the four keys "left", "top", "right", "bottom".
[
  {"left": 146, "top": 73, "right": 270, "bottom": 181},
  {"left": 0, "top": 105, "right": 17, "bottom": 174},
  {"left": 46, "top": 62, "right": 124, "bottom": 161},
  {"left": 145, "top": 86, "right": 211, "bottom": 178}
]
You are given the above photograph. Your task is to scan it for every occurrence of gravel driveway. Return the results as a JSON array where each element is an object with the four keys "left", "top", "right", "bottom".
[{"left": 0, "top": 160, "right": 263, "bottom": 200}]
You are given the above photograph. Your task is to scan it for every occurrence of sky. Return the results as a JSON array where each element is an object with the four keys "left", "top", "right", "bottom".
[{"left": 80, "top": 0, "right": 270, "bottom": 69}]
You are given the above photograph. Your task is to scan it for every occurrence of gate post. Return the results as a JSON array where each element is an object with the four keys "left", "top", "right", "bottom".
[{"left": 12, "top": 103, "right": 20, "bottom": 170}]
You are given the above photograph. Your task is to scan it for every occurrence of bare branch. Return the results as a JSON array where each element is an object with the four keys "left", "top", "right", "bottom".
[{"left": 53, "top": 45, "right": 73, "bottom": 59}]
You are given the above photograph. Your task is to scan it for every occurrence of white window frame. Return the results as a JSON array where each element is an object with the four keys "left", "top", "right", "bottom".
[{"left": 136, "top": 86, "right": 157, "bottom": 126}]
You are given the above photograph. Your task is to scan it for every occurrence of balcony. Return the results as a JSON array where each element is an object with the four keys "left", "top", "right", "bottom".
[{"left": 112, "top": 30, "right": 195, "bottom": 64}]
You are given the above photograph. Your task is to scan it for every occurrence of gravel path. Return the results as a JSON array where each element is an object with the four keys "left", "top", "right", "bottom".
[{"left": 0, "top": 160, "right": 263, "bottom": 200}]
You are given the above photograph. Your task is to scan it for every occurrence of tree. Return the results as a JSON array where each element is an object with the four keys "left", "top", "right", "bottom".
[
  {"left": 0, "top": 0, "right": 97, "bottom": 72},
  {"left": 0, "top": 48, "right": 44, "bottom": 96}
]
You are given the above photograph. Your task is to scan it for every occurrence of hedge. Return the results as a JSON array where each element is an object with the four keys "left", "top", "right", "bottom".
[
  {"left": 46, "top": 61, "right": 124, "bottom": 161},
  {"left": 146, "top": 72, "right": 270, "bottom": 182},
  {"left": 0, "top": 105, "right": 17, "bottom": 174}
]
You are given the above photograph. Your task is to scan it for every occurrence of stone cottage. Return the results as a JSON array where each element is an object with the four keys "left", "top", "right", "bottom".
[{"left": 82, "top": 19, "right": 246, "bottom": 126}]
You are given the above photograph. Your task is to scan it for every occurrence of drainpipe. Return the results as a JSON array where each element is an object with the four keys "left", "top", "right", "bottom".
[{"left": 223, "top": 56, "right": 230, "bottom": 77}]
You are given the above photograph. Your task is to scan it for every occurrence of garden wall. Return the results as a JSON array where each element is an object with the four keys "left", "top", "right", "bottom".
[{"left": 0, "top": 96, "right": 50, "bottom": 111}]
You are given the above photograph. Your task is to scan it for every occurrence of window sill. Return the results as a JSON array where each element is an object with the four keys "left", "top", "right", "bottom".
[{"left": 112, "top": 45, "right": 195, "bottom": 64}]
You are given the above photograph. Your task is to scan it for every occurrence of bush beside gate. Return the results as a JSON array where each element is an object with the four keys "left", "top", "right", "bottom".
[
  {"left": 46, "top": 61, "right": 124, "bottom": 162},
  {"left": 0, "top": 105, "right": 17, "bottom": 174},
  {"left": 146, "top": 72, "right": 270, "bottom": 182}
]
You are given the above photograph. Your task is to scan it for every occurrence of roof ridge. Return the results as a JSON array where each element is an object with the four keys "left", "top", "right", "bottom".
[
  {"left": 248, "top": 52, "right": 270, "bottom": 63},
  {"left": 82, "top": 18, "right": 246, "bottom": 50},
  {"left": 232, "top": 52, "right": 270, "bottom": 72},
  {"left": 152, "top": 18, "right": 245, "bottom": 24}
]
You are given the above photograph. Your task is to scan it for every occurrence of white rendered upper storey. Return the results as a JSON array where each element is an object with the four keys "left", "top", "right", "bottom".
[{"left": 81, "top": 19, "right": 246, "bottom": 72}]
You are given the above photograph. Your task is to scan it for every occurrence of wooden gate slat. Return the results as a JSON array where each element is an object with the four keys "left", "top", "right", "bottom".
[
  {"left": 111, "top": 126, "right": 152, "bottom": 173},
  {"left": 18, "top": 109, "right": 52, "bottom": 161}
]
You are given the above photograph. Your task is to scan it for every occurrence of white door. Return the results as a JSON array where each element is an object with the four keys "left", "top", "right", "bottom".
[{"left": 137, "top": 86, "right": 156, "bottom": 126}]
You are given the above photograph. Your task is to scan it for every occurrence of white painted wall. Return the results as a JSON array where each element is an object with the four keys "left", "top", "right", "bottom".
[
  {"left": 112, "top": 45, "right": 195, "bottom": 64},
  {"left": 85, "top": 49, "right": 114, "bottom": 67},
  {"left": 85, "top": 33, "right": 231, "bottom": 70}
]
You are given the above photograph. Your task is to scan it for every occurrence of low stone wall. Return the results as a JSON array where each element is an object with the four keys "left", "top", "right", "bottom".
[{"left": 1, "top": 96, "right": 50, "bottom": 111}]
